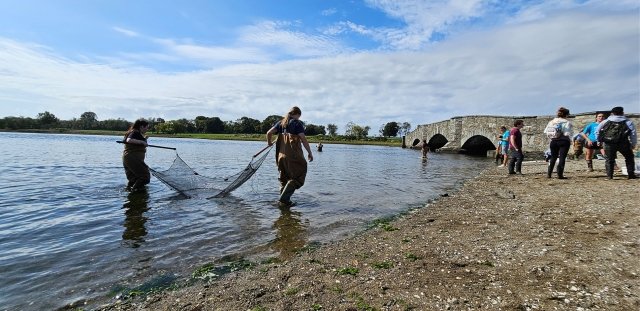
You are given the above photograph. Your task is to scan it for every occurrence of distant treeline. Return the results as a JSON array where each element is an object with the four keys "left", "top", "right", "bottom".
[{"left": 0, "top": 111, "right": 411, "bottom": 139}]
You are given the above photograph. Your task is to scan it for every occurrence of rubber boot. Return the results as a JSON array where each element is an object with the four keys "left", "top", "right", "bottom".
[
  {"left": 278, "top": 180, "right": 297, "bottom": 207},
  {"left": 587, "top": 160, "right": 593, "bottom": 172}
]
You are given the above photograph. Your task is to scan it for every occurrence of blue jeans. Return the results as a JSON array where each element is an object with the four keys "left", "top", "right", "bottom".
[{"left": 508, "top": 149, "right": 523, "bottom": 173}]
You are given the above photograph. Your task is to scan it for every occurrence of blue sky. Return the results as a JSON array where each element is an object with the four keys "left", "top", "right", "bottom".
[{"left": 0, "top": 0, "right": 638, "bottom": 132}]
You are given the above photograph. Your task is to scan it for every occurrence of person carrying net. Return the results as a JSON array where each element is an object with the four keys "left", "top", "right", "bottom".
[
  {"left": 123, "top": 119, "right": 151, "bottom": 192},
  {"left": 266, "top": 106, "right": 313, "bottom": 208}
]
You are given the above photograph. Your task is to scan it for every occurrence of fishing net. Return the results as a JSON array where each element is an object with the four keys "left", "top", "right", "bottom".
[{"left": 150, "top": 145, "right": 273, "bottom": 198}]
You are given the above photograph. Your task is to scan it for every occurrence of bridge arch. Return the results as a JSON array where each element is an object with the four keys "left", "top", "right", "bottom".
[
  {"left": 460, "top": 135, "right": 496, "bottom": 156},
  {"left": 427, "top": 134, "right": 448, "bottom": 151}
]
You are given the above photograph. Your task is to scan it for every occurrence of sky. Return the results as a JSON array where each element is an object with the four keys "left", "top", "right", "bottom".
[{"left": 0, "top": 0, "right": 638, "bottom": 133}]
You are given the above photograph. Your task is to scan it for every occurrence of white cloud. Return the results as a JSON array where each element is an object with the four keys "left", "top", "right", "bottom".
[
  {"left": 153, "top": 38, "right": 272, "bottom": 64},
  {"left": 0, "top": 8, "right": 638, "bottom": 133},
  {"left": 108, "top": 20, "right": 348, "bottom": 67},
  {"left": 237, "top": 20, "right": 348, "bottom": 58},
  {"left": 358, "top": 0, "right": 486, "bottom": 49},
  {"left": 321, "top": 8, "right": 338, "bottom": 16},
  {"left": 338, "top": 0, "right": 640, "bottom": 51},
  {"left": 112, "top": 27, "right": 140, "bottom": 37}
]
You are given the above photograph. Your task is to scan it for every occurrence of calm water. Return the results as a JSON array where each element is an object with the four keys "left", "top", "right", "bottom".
[{"left": 0, "top": 132, "right": 491, "bottom": 310}]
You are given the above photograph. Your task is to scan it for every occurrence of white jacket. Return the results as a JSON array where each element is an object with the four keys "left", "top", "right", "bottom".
[{"left": 545, "top": 117, "right": 573, "bottom": 140}]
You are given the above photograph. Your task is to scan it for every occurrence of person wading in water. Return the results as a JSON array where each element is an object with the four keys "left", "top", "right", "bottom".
[
  {"left": 122, "top": 119, "right": 150, "bottom": 192},
  {"left": 266, "top": 106, "right": 313, "bottom": 208}
]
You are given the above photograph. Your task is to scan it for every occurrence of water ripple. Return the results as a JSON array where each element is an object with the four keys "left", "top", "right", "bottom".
[{"left": 0, "top": 133, "right": 490, "bottom": 310}]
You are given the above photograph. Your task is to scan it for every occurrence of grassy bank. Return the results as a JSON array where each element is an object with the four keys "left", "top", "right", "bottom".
[{"left": 1, "top": 129, "right": 404, "bottom": 147}]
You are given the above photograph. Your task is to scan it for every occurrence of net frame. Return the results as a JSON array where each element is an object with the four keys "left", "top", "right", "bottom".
[{"left": 150, "top": 145, "right": 273, "bottom": 198}]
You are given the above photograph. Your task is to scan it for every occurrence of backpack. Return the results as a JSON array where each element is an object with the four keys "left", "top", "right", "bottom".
[
  {"left": 598, "top": 121, "right": 630, "bottom": 144},
  {"left": 545, "top": 122, "right": 565, "bottom": 139}
]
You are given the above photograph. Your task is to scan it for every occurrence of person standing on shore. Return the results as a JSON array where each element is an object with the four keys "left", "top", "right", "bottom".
[
  {"left": 499, "top": 126, "right": 510, "bottom": 167},
  {"left": 508, "top": 119, "right": 525, "bottom": 175},
  {"left": 266, "top": 106, "right": 314, "bottom": 207},
  {"left": 580, "top": 112, "right": 606, "bottom": 172},
  {"left": 544, "top": 107, "right": 574, "bottom": 179},
  {"left": 596, "top": 106, "right": 637, "bottom": 179},
  {"left": 123, "top": 119, "right": 150, "bottom": 191}
]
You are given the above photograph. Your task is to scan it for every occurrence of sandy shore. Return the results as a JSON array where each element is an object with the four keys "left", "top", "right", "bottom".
[{"left": 100, "top": 159, "right": 639, "bottom": 311}]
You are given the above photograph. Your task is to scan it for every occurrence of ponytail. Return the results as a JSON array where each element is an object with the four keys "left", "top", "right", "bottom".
[{"left": 280, "top": 106, "right": 301, "bottom": 129}]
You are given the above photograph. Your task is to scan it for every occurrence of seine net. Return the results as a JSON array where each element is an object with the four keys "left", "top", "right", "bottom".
[{"left": 150, "top": 145, "right": 273, "bottom": 198}]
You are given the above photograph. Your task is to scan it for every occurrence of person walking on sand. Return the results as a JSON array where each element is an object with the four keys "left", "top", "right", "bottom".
[
  {"left": 508, "top": 120, "right": 525, "bottom": 175},
  {"left": 544, "top": 107, "right": 574, "bottom": 179},
  {"left": 596, "top": 106, "right": 637, "bottom": 179},
  {"left": 580, "top": 112, "right": 606, "bottom": 171},
  {"left": 266, "top": 106, "right": 314, "bottom": 207},
  {"left": 123, "top": 119, "right": 150, "bottom": 192}
]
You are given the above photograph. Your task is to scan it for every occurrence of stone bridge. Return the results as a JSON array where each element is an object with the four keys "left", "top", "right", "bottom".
[{"left": 405, "top": 111, "right": 640, "bottom": 156}]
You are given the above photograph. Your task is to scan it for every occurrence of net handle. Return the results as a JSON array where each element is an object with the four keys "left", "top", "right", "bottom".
[
  {"left": 254, "top": 140, "right": 276, "bottom": 158},
  {"left": 116, "top": 140, "right": 176, "bottom": 150}
]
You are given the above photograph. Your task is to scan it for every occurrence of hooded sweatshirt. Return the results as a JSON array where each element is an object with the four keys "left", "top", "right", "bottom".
[{"left": 596, "top": 115, "right": 637, "bottom": 148}]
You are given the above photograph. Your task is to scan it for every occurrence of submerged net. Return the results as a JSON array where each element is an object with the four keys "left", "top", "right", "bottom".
[{"left": 150, "top": 145, "right": 273, "bottom": 198}]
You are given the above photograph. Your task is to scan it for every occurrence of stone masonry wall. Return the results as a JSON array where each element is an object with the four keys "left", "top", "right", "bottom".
[{"left": 406, "top": 111, "right": 640, "bottom": 155}]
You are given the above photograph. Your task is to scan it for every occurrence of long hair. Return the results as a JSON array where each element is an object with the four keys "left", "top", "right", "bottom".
[
  {"left": 556, "top": 107, "right": 570, "bottom": 118},
  {"left": 125, "top": 119, "right": 149, "bottom": 138},
  {"left": 280, "top": 106, "right": 302, "bottom": 129}
]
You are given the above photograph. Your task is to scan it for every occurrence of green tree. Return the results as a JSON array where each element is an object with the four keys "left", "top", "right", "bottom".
[
  {"left": 399, "top": 122, "right": 412, "bottom": 137},
  {"left": 224, "top": 120, "right": 238, "bottom": 134},
  {"left": 155, "top": 122, "right": 174, "bottom": 134},
  {"left": 236, "top": 116, "right": 261, "bottom": 134},
  {"left": 261, "top": 115, "right": 282, "bottom": 133},
  {"left": 381, "top": 121, "right": 399, "bottom": 137},
  {"left": 345, "top": 122, "right": 370, "bottom": 139},
  {"left": 194, "top": 116, "right": 208, "bottom": 133},
  {"left": 99, "top": 118, "right": 130, "bottom": 131},
  {"left": 327, "top": 123, "right": 338, "bottom": 136},
  {"left": 173, "top": 118, "right": 195, "bottom": 133},
  {"left": 2, "top": 116, "right": 36, "bottom": 129},
  {"left": 37, "top": 111, "right": 59, "bottom": 128},
  {"left": 305, "top": 123, "right": 326, "bottom": 135},
  {"left": 80, "top": 111, "right": 98, "bottom": 130},
  {"left": 205, "top": 117, "right": 225, "bottom": 133}
]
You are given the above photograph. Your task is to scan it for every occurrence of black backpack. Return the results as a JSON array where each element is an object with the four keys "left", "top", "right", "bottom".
[{"left": 598, "top": 121, "right": 630, "bottom": 144}]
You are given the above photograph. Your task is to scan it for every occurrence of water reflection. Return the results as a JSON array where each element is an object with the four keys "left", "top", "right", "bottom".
[
  {"left": 272, "top": 208, "right": 309, "bottom": 259},
  {"left": 421, "top": 156, "right": 429, "bottom": 175},
  {"left": 122, "top": 190, "right": 150, "bottom": 248}
]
